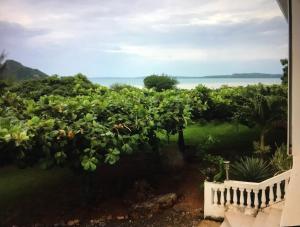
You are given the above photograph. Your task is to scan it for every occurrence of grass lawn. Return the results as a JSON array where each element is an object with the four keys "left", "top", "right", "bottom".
[
  {"left": 0, "top": 166, "right": 73, "bottom": 209},
  {"left": 167, "top": 122, "right": 260, "bottom": 158}
]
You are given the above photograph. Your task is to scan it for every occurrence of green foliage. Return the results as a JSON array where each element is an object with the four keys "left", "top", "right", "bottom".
[
  {"left": 196, "top": 134, "right": 220, "bottom": 156},
  {"left": 0, "top": 75, "right": 287, "bottom": 172},
  {"left": 199, "top": 154, "right": 225, "bottom": 182},
  {"left": 144, "top": 74, "right": 178, "bottom": 91},
  {"left": 0, "top": 78, "right": 204, "bottom": 171},
  {"left": 8, "top": 74, "right": 97, "bottom": 100},
  {"left": 110, "top": 83, "right": 137, "bottom": 91},
  {"left": 230, "top": 157, "right": 273, "bottom": 182},
  {"left": 280, "top": 59, "right": 288, "bottom": 85},
  {"left": 156, "top": 89, "right": 194, "bottom": 153},
  {"left": 234, "top": 85, "right": 287, "bottom": 156},
  {"left": 270, "top": 144, "right": 292, "bottom": 174},
  {"left": 253, "top": 140, "right": 271, "bottom": 155}
]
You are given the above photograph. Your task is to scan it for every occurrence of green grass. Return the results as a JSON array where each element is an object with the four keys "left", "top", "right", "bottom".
[
  {"left": 0, "top": 166, "right": 72, "bottom": 207},
  {"left": 167, "top": 122, "right": 260, "bottom": 157}
]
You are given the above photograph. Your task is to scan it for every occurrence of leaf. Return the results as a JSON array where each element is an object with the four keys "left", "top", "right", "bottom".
[
  {"left": 81, "top": 155, "right": 98, "bottom": 171},
  {"left": 85, "top": 113, "right": 94, "bottom": 122},
  {"left": 54, "top": 151, "right": 67, "bottom": 164},
  {"left": 122, "top": 143, "right": 133, "bottom": 154}
]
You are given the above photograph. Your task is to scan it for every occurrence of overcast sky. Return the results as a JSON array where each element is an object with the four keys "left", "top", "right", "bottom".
[{"left": 0, "top": 0, "right": 287, "bottom": 77}]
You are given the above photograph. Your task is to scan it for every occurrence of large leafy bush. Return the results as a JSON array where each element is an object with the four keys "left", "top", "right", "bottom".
[{"left": 0, "top": 76, "right": 287, "bottom": 173}]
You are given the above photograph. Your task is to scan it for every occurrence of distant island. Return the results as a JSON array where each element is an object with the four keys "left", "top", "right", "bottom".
[
  {"left": 92, "top": 73, "right": 282, "bottom": 79},
  {"left": 199, "top": 73, "right": 281, "bottom": 79}
]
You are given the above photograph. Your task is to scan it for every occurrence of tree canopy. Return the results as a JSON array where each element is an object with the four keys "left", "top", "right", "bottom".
[{"left": 144, "top": 74, "right": 178, "bottom": 91}]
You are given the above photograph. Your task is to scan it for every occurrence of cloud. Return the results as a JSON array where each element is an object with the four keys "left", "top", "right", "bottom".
[
  {"left": 105, "top": 45, "right": 207, "bottom": 61},
  {"left": 0, "top": 0, "right": 288, "bottom": 76},
  {"left": 106, "top": 42, "right": 286, "bottom": 62}
]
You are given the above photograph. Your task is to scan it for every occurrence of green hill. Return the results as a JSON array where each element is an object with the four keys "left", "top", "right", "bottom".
[{"left": 0, "top": 60, "right": 48, "bottom": 82}]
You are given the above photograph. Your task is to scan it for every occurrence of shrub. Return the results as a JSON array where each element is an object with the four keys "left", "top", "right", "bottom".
[
  {"left": 230, "top": 157, "right": 273, "bottom": 182},
  {"left": 8, "top": 74, "right": 96, "bottom": 100},
  {"left": 270, "top": 144, "right": 292, "bottom": 174},
  {"left": 110, "top": 83, "right": 136, "bottom": 91},
  {"left": 144, "top": 74, "right": 178, "bottom": 91},
  {"left": 199, "top": 153, "right": 225, "bottom": 182},
  {"left": 253, "top": 140, "right": 271, "bottom": 156}
]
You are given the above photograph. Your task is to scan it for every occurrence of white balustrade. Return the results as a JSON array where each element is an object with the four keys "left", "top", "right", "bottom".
[
  {"left": 276, "top": 182, "right": 281, "bottom": 202},
  {"left": 232, "top": 187, "right": 237, "bottom": 205},
  {"left": 246, "top": 189, "right": 252, "bottom": 208},
  {"left": 225, "top": 187, "right": 229, "bottom": 205},
  {"left": 213, "top": 188, "right": 218, "bottom": 205},
  {"left": 253, "top": 190, "right": 259, "bottom": 208},
  {"left": 204, "top": 170, "right": 291, "bottom": 218},
  {"left": 240, "top": 188, "right": 244, "bottom": 207},
  {"left": 269, "top": 184, "right": 274, "bottom": 205},
  {"left": 220, "top": 188, "right": 225, "bottom": 205},
  {"left": 261, "top": 187, "right": 266, "bottom": 208}
]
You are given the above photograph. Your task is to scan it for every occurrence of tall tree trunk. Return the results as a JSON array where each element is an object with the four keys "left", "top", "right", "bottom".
[{"left": 178, "top": 127, "right": 185, "bottom": 154}]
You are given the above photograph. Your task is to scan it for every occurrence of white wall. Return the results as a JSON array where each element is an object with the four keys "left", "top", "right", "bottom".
[
  {"left": 292, "top": 0, "right": 300, "bottom": 157},
  {"left": 281, "top": 1, "right": 300, "bottom": 226}
]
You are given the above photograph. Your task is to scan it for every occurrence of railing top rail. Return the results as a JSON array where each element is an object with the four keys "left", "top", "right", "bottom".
[
  {"left": 224, "top": 180, "right": 259, "bottom": 188},
  {"left": 260, "top": 169, "right": 291, "bottom": 187},
  {"left": 222, "top": 169, "right": 291, "bottom": 189}
]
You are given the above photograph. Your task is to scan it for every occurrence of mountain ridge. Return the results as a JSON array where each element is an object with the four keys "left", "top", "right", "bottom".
[{"left": 0, "top": 59, "right": 48, "bottom": 81}]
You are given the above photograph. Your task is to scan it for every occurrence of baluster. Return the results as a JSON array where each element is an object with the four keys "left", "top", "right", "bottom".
[
  {"left": 275, "top": 182, "right": 281, "bottom": 202},
  {"left": 239, "top": 188, "right": 245, "bottom": 207},
  {"left": 284, "top": 178, "right": 289, "bottom": 198},
  {"left": 253, "top": 190, "right": 259, "bottom": 209},
  {"left": 246, "top": 189, "right": 252, "bottom": 208},
  {"left": 220, "top": 188, "right": 225, "bottom": 206},
  {"left": 232, "top": 187, "right": 237, "bottom": 206},
  {"left": 261, "top": 187, "right": 266, "bottom": 208},
  {"left": 269, "top": 184, "right": 274, "bottom": 205},
  {"left": 225, "top": 187, "right": 230, "bottom": 205},
  {"left": 213, "top": 188, "right": 218, "bottom": 205}
]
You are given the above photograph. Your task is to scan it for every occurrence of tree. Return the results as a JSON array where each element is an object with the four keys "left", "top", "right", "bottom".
[
  {"left": 144, "top": 74, "right": 178, "bottom": 91},
  {"left": 156, "top": 90, "right": 192, "bottom": 154},
  {"left": 239, "top": 93, "right": 287, "bottom": 156},
  {"left": 280, "top": 59, "right": 288, "bottom": 85},
  {"left": 0, "top": 51, "right": 7, "bottom": 74},
  {"left": 0, "top": 51, "right": 8, "bottom": 93}
]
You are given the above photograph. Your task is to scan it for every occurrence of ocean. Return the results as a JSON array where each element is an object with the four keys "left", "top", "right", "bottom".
[{"left": 88, "top": 77, "right": 281, "bottom": 89}]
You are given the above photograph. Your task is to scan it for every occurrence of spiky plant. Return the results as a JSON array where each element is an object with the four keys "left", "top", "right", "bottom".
[
  {"left": 230, "top": 157, "right": 273, "bottom": 182},
  {"left": 271, "top": 144, "right": 292, "bottom": 174}
]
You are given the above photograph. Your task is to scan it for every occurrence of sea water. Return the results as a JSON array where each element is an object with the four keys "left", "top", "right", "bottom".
[{"left": 89, "top": 77, "right": 281, "bottom": 89}]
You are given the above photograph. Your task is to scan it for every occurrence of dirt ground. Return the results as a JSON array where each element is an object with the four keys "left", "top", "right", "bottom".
[{"left": 1, "top": 159, "right": 221, "bottom": 227}]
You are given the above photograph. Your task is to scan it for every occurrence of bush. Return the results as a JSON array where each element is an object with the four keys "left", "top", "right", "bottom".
[
  {"left": 144, "top": 74, "right": 178, "bottom": 91},
  {"left": 199, "top": 153, "right": 225, "bottom": 182},
  {"left": 110, "top": 83, "right": 136, "bottom": 91},
  {"left": 230, "top": 157, "right": 273, "bottom": 182},
  {"left": 8, "top": 74, "right": 96, "bottom": 100},
  {"left": 270, "top": 144, "right": 292, "bottom": 174}
]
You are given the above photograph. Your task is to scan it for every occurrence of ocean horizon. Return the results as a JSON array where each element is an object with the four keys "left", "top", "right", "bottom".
[{"left": 88, "top": 76, "right": 281, "bottom": 89}]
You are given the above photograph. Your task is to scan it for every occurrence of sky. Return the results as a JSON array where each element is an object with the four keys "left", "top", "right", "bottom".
[{"left": 0, "top": 0, "right": 288, "bottom": 77}]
